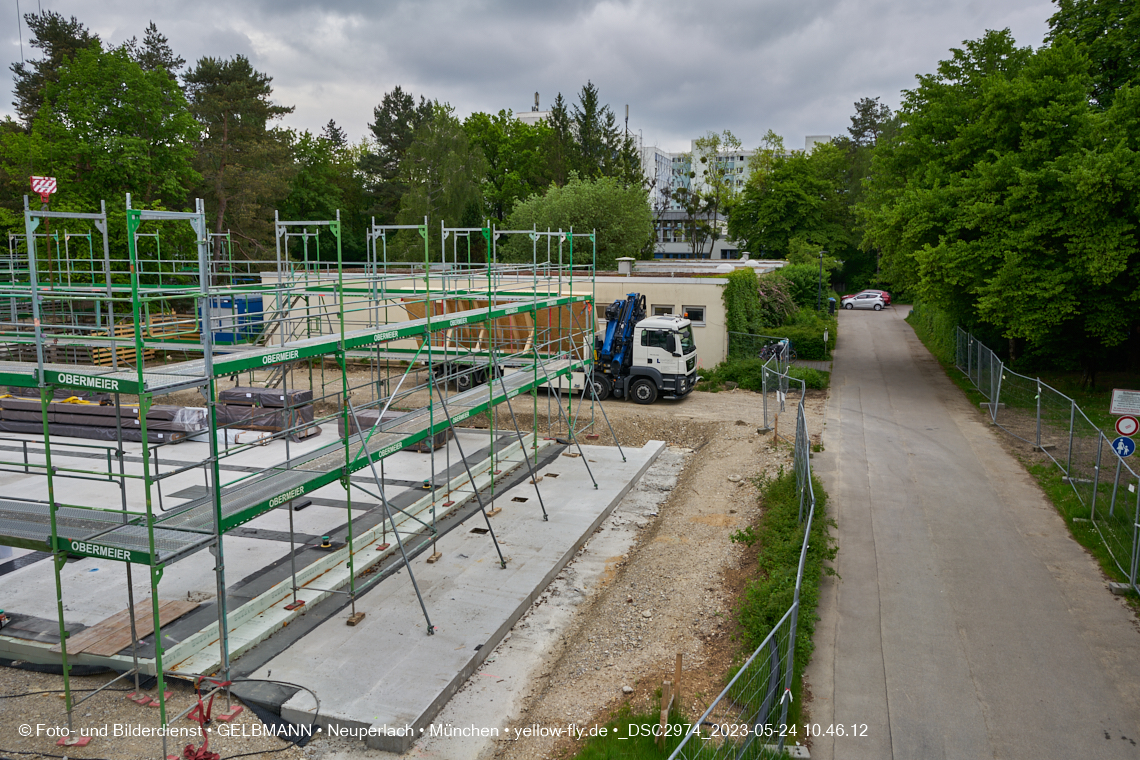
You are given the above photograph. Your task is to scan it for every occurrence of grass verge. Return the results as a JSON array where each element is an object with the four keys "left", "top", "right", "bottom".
[{"left": 731, "top": 468, "right": 836, "bottom": 732}]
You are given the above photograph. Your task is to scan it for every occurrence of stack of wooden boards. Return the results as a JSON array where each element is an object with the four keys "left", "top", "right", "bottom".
[
  {"left": 0, "top": 395, "right": 208, "bottom": 444},
  {"left": 337, "top": 407, "right": 451, "bottom": 452},
  {"left": 215, "top": 386, "right": 320, "bottom": 441}
]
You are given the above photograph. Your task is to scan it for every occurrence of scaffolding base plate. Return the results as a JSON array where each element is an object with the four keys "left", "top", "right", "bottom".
[
  {"left": 57, "top": 735, "right": 92, "bottom": 747},
  {"left": 284, "top": 600, "right": 306, "bottom": 611},
  {"left": 562, "top": 452, "right": 580, "bottom": 458},
  {"left": 485, "top": 507, "right": 501, "bottom": 518},
  {"left": 426, "top": 552, "right": 442, "bottom": 564},
  {"left": 346, "top": 613, "right": 366, "bottom": 626},
  {"left": 215, "top": 705, "right": 244, "bottom": 722},
  {"left": 146, "top": 691, "right": 173, "bottom": 707}
]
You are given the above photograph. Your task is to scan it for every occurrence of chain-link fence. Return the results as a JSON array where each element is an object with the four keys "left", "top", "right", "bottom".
[
  {"left": 669, "top": 375, "right": 815, "bottom": 760},
  {"left": 955, "top": 330, "right": 1140, "bottom": 591}
]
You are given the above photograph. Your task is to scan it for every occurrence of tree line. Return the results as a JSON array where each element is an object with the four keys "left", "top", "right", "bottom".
[
  {"left": 858, "top": 0, "right": 1140, "bottom": 381},
  {"left": 0, "top": 11, "right": 649, "bottom": 269},
  {"left": 716, "top": 0, "right": 1140, "bottom": 381}
]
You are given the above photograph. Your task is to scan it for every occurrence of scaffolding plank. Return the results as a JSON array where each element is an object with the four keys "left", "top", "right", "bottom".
[{"left": 50, "top": 600, "right": 198, "bottom": 656}]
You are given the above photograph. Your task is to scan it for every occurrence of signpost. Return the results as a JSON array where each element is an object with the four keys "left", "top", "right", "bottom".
[
  {"left": 1111, "top": 436, "right": 1136, "bottom": 458},
  {"left": 29, "top": 176, "right": 58, "bottom": 283}
]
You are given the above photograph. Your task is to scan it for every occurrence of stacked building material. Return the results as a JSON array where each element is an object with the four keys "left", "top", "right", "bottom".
[
  {"left": 0, "top": 397, "right": 207, "bottom": 444},
  {"left": 215, "top": 386, "right": 320, "bottom": 441},
  {"left": 337, "top": 407, "right": 451, "bottom": 452}
]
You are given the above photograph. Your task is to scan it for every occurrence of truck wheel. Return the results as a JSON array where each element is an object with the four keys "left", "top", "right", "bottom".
[
  {"left": 630, "top": 378, "right": 657, "bottom": 405},
  {"left": 456, "top": 370, "right": 474, "bottom": 392},
  {"left": 590, "top": 374, "right": 612, "bottom": 401}
]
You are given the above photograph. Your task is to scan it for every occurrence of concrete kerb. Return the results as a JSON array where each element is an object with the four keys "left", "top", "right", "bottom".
[{"left": 274, "top": 440, "right": 665, "bottom": 752}]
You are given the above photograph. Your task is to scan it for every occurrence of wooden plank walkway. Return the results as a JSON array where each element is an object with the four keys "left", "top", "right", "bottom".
[{"left": 51, "top": 600, "right": 198, "bottom": 656}]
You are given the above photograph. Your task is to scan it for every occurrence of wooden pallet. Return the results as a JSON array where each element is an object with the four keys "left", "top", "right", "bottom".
[
  {"left": 90, "top": 321, "right": 157, "bottom": 366},
  {"left": 50, "top": 599, "right": 199, "bottom": 656}
]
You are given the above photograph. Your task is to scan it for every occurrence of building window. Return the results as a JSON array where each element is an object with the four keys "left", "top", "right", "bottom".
[
  {"left": 683, "top": 306, "right": 706, "bottom": 325},
  {"left": 652, "top": 305, "right": 674, "bottom": 316}
]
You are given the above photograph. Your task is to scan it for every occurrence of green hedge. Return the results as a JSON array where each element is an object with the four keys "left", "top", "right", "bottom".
[
  {"left": 731, "top": 468, "right": 836, "bottom": 730},
  {"left": 905, "top": 302, "right": 956, "bottom": 364},
  {"left": 696, "top": 360, "right": 829, "bottom": 392}
]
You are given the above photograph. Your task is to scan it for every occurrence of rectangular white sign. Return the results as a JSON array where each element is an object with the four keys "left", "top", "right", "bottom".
[{"left": 1111, "top": 389, "right": 1140, "bottom": 416}]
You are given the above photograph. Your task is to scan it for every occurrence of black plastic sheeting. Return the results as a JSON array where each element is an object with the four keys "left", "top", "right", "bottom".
[
  {"left": 217, "top": 386, "right": 313, "bottom": 408},
  {"left": 0, "top": 420, "right": 187, "bottom": 443}
]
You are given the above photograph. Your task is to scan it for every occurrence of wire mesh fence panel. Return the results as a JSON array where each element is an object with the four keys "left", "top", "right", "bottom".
[
  {"left": 1068, "top": 408, "right": 1102, "bottom": 511},
  {"left": 1091, "top": 440, "right": 1140, "bottom": 582},
  {"left": 992, "top": 369, "right": 1039, "bottom": 445},
  {"left": 977, "top": 343, "right": 995, "bottom": 403},
  {"left": 956, "top": 327, "right": 968, "bottom": 372},
  {"left": 1037, "top": 381, "right": 1074, "bottom": 471},
  {"left": 670, "top": 376, "right": 816, "bottom": 760},
  {"left": 669, "top": 608, "right": 797, "bottom": 760}
]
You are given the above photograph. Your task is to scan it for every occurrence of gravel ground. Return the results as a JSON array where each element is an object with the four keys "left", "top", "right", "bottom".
[{"left": 0, "top": 666, "right": 307, "bottom": 760}]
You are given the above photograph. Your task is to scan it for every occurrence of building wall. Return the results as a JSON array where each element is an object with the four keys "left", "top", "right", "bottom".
[{"left": 585, "top": 276, "right": 729, "bottom": 367}]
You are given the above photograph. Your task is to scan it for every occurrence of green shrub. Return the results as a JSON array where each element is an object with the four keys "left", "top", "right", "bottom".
[
  {"left": 788, "top": 366, "right": 830, "bottom": 389},
  {"left": 723, "top": 267, "right": 766, "bottom": 335},
  {"left": 765, "top": 310, "right": 837, "bottom": 360},
  {"left": 779, "top": 262, "right": 832, "bottom": 308},
  {"left": 731, "top": 468, "right": 836, "bottom": 730},
  {"left": 695, "top": 360, "right": 830, "bottom": 392},
  {"left": 906, "top": 302, "right": 956, "bottom": 364}
]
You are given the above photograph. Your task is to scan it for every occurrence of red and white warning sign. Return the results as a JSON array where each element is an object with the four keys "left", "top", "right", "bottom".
[
  {"left": 29, "top": 175, "right": 57, "bottom": 204},
  {"left": 1116, "top": 415, "right": 1139, "bottom": 437}
]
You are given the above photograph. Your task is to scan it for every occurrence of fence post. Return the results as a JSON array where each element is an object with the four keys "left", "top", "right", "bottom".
[
  {"left": 776, "top": 599, "right": 799, "bottom": 754},
  {"left": 1091, "top": 435, "right": 1103, "bottom": 521},
  {"left": 1066, "top": 401, "right": 1076, "bottom": 476},
  {"left": 762, "top": 365, "right": 768, "bottom": 431},
  {"left": 1130, "top": 486, "right": 1140, "bottom": 592},
  {"left": 1035, "top": 379, "right": 1042, "bottom": 449},
  {"left": 1109, "top": 457, "right": 1122, "bottom": 519},
  {"left": 967, "top": 335, "right": 973, "bottom": 382},
  {"left": 992, "top": 360, "right": 1004, "bottom": 423}
]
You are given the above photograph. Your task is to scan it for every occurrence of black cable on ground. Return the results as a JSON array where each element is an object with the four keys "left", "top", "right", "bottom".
[
  {"left": 229, "top": 677, "right": 321, "bottom": 749},
  {"left": 0, "top": 687, "right": 130, "bottom": 699}
]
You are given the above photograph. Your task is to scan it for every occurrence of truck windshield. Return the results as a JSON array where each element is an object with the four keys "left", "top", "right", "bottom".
[{"left": 676, "top": 326, "right": 696, "bottom": 354}]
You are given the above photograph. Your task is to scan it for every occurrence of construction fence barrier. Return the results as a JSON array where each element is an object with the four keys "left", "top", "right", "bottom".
[
  {"left": 954, "top": 328, "right": 1140, "bottom": 593},
  {"left": 668, "top": 368, "right": 816, "bottom": 760}
]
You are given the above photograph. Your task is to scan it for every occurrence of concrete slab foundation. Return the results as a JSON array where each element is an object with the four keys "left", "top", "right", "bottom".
[{"left": 256, "top": 440, "right": 664, "bottom": 753}]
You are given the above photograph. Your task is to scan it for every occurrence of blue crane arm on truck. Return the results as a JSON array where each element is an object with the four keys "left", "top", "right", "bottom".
[{"left": 591, "top": 292, "right": 698, "bottom": 405}]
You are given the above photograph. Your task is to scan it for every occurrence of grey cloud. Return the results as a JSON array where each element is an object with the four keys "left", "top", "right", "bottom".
[{"left": 2, "top": 0, "right": 1054, "bottom": 150}]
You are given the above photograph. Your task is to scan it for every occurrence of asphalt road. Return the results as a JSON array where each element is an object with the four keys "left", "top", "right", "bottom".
[{"left": 806, "top": 306, "right": 1140, "bottom": 759}]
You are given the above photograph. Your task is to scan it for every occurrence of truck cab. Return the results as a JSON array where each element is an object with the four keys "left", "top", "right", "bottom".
[{"left": 618, "top": 316, "right": 698, "bottom": 403}]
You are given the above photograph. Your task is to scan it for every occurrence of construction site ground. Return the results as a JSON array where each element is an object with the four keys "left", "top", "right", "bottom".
[
  {"left": 311, "top": 385, "right": 828, "bottom": 760},
  {"left": 0, "top": 382, "right": 827, "bottom": 760}
]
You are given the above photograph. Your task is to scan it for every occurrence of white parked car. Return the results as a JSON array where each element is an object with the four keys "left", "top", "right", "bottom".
[{"left": 841, "top": 292, "right": 887, "bottom": 310}]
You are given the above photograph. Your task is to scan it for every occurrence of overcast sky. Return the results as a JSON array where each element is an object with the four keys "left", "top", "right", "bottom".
[{"left": 3, "top": 0, "right": 1056, "bottom": 152}]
